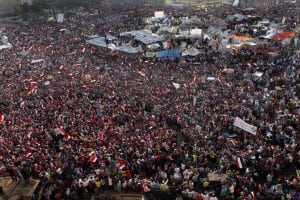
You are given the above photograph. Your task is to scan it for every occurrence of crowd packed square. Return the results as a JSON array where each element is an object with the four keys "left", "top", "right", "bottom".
[{"left": 0, "top": 0, "right": 299, "bottom": 199}]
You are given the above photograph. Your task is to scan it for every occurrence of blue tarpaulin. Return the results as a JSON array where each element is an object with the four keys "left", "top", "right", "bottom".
[{"left": 156, "top": 48, "right": 180, "bottom": 58}]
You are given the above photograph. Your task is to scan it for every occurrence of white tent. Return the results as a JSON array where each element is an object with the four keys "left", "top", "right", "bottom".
[
  {"left": 120, "top": 30, "right": 164, "bottom": 45},
  {"left": 182, "top": 47, "right": 200, "bottom": 57},
  {"left": 0, "top": 43, "right": 12, "bottom": 50}
]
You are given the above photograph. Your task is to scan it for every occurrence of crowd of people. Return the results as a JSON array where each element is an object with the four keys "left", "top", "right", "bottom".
[{"left": 0, "top": 0, "right": 299, "bottom": 199}]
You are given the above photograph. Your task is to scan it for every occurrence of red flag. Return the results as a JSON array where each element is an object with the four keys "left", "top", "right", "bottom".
[
  {"left": 65, "top": 134, "right": 71, "bottom": 142},
  {"left": 143, "top": 178, "right": 151, "bottom": 183},
  {"left": 55, "top": 127, "right": 71, "bottom": 141},
  {"left": 31, "top": 139, "right": 40, "bottom": 147},
  {"left": 230, "top": 138, "right": 238, "bottom": 145},
  {"left": 26, "top": 78, "right": 37, "bottom": 84},
  {"left": 25, "top": 131, "right": 32, "bottom": 138},
  {"left": 97, "top": 132, "right": 104, "bottom": 141},
  {"left": 55, "top": 127, "right": 67, "bottom": 136},
  {"left": 236, "top": 157, "right": 243, "bottom": 169},
  {"left": 138, "top": 70, "right": 146, "bottom": 77},
  {"left": 89, "top": 156, "right": 97, "bottom": 163},
  {"left": 25, "top": 152, "right": 32, "bottom": 158},
  {"left": 184, "top": 82, "right": 189, "bottom": 88},
  {"left": 28, "top": 85, "right": 37, "bottom": 94},
  {"left": 81, "top": 47, "right": 86, "bottom": 54},
  {"left": 0, "top": 114, "right": 4, "bottom": 122},
  {"left": 191, "top": 74, "right": 197, "bottom": 85},
  {"left": 90, "top": 47, "right": 95, "bottom": 54},
  {"left": 87, "top": 150, "right": 95, "bottom": 157},
  {"left": 118, "top": 161, "right": 126, "bottom": 170}
]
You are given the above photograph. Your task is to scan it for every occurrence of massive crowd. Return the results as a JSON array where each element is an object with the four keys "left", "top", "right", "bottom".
[{"left": 0, "top": 0, "right": 299, "bottom": 200}]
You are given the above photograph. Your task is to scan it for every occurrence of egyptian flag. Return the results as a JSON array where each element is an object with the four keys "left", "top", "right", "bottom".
[
  {"left": 81, "top": 47, "right": 86, "bottom": 54},
  {"left": 55, "top": 126, "right": 67, "bottom": 135},
  {"left": 28, "top": 85, "right": 38, "bottom": 95},
  {"left": 97, "top": 132, "right": 104, "bottom": 141},
  {"left": 90, "top": 46, "right": 95, "bottom": 54},
  {"left": 89, "top": 156, "right": 97, "bottom": 163},
  {"left": 25, "top": 152, "right": 32, "bottom": 158},
  {"left": 184, "top": 82, "right": 190, "bottom": 88},
  {"left": 31, "top": 139, "right": 40, "bottom": 147},
  {"left": 25, "top": 131, "right": 32, "bottom": 138},
  {"left": 0, "top": 114, "right": 4, "bottom": 122},
  {"left": 65, "top": 134, "right": 71, "bottom": 142},
  {"left": 230, "top": 138, "right": 238, "bottom": 145},
  {"left": 26, "top": 78, "right": 38, "bottom": 84},
  {"left": 87, "top": 150, "right": 95, "bottom": 157},
  {"left": 247, "top": 61, "right": 253, "bottom": 67},
  {"left": 118, "top": 161, "right": 126, "bottom": 170},
  {"left": 236, "top": 157, "right": 243, "bottom": 169},
  {"left": 138, "top": 70, "right": 146, "bottom": 77},
  {"left": 55, "top": 127, "right": 71, "bottom": 142},
  {"left": 191, "top": 74, "right": 197, "bottom": 85}
]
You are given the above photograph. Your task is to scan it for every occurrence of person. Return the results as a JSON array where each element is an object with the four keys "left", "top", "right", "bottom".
[
  {"left": 6, "top": 165, "right": 18, "bottom": 181},
  {"left": 0, "top": 187, "right": 8, "bottom": 200}
]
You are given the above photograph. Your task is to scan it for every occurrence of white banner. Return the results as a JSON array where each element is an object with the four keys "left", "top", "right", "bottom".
[
  {"left": 154, "top": 11, "right": 164, "bottom": 18},
  {"left": 57, "top": 13, "right": 64, "bottom": 23},
  {"left": 233, "top": 117, "right": 257, "bottom": 135}
]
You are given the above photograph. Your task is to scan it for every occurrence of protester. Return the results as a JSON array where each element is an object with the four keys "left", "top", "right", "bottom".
[{"left": 0, "top": 0, "right": 299, "bottom": 199}]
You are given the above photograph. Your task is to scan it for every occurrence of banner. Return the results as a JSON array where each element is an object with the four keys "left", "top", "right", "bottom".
[
  {"left": 154, "top": 11, "right": 164, "bottom": 18},
  {"left": 57, "top": 13, "right": 64, "bottom": 23},
  {"left": 233, "top": 117, "right": 257, "bottom": 135}
]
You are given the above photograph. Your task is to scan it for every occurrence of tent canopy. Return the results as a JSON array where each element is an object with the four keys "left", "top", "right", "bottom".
[
  {"left": 156, "top": 48, "right": 180, "bottom": 58},
  {"left": 120, "top": 30, "right": 164, "bottom": 45},
  {"left": 272, "top": 32, "right": 295, "bottom": 42}
]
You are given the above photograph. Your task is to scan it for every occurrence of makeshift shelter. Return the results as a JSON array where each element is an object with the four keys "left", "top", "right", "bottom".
[
  {"left": 156, "top": 48, "right": 180, "bottom": 59},
  {"left": 230, "top": 35, "right": 256, "bottom": 48},
  {"left": 120, "top": 30, "right": 165, "bottom": 45},
  {"left": 0, "top": 43, "right": 12, "bottom": 50},
  {"left": 182, "top": 47, "right": 200, "bottom": 57},
  {"left": 272, "top": 32, "right": 295, "bottom": 46}
]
